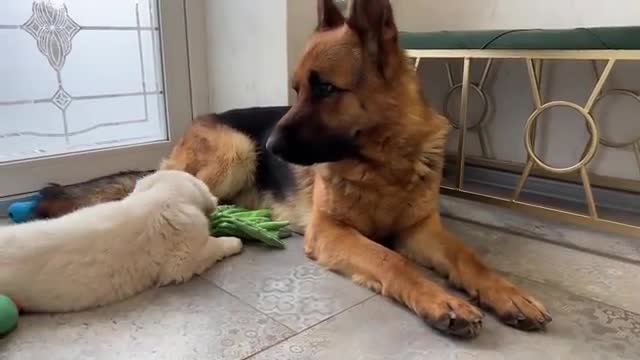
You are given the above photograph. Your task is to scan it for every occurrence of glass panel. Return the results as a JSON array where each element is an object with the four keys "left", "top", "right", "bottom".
[{"left": 0, "top": 0, "right": 166, "bottom": 163}]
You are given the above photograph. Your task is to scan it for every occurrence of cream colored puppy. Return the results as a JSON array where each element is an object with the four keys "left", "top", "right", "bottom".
[{"left": 0, "top": 170, "right": 242, "bottom": 313}]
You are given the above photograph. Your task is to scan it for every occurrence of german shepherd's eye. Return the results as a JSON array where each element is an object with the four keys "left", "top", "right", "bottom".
[
  {"left": 309, "top": 71, "right": 341, "bottom": 99},
  {"left": 314, "top": 82, "right": 337, "bottom": 98}
]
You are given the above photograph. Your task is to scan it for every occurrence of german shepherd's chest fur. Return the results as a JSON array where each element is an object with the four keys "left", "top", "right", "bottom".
[{"left": 312, "top": 120, "right": 449, "bottom": 240}]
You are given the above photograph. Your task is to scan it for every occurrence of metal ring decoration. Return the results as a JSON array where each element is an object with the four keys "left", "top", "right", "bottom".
[
  {"left": 443, "top": 83, "right": 489, "bottom": 130},
  {"left": 591, "top": 89, "right": 640, "bottom": 148},
  {"left": 524, "top": 101, "right": 600, "bottom": 174}
]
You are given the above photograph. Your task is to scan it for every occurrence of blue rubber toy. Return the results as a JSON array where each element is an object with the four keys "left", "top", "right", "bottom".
[{"left": 7, "top": 195, "right": 40, "bottom": 224}]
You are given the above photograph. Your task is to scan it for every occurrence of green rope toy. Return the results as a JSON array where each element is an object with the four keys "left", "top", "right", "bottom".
[{"left": 209, "top": 205, "right": 291, "bottom": 249}]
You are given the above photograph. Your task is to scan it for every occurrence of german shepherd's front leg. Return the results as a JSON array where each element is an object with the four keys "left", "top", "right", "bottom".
[
  {"left": 395, "top": 214, "right": 552, "bottom": 331},
  {"left": 305, "top": 211, "right": 483, "bottom": 338}
]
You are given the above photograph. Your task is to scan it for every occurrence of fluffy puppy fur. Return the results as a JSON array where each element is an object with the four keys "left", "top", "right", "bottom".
[{"left": 0, "top": 170, "right": 242, "bottom": 313}]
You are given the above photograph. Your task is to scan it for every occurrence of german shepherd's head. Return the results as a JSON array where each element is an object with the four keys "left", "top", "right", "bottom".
[{"left": 267, "top": 0, "right": 429, "bottom": 166}]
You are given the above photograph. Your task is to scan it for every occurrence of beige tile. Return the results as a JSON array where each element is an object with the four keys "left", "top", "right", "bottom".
[
  {"left": 440, "top": 195, "right": 640, "bottom": 263},
  {"left": 250, "top": 278, "right": 640, "bottom": 360},
  {"left": 202, "top": 236, "right": 374, "bottom": 331},
  {"left": 0, "top": 279, "right": 292, "bottom": 360},
  {"left": 443, "top": 217, "right": 640, "bottom": 314}
]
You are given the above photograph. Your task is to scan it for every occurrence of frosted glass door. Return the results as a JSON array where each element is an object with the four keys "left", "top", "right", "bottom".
[{"left": 0, "top": 0, "right": 192, "bottom": 197}]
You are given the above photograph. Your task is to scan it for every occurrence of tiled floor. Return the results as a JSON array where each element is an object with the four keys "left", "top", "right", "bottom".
[{"left": 1, "top": 199, "right": 639, "bottom": 360}]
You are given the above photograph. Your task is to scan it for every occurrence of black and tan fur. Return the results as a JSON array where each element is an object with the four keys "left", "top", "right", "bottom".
[
  {"left": 35, "top": 170, "right": 152, "bottom": 219},
  {"left": 35, "top": 0, "right": 551, "bottom": 338}
]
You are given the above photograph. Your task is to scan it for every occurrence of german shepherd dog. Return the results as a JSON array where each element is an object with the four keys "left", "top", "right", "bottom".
[{"left": 35, "top": 0, "right": 550, "bottom": 338}]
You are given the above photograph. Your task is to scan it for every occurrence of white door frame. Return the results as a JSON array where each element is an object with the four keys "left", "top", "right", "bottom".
[{"left": 0, "top": 0, "right": 194, "bottom": 198}]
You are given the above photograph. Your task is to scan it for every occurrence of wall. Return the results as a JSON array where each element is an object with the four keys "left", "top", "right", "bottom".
[
  {"left": 392, "top": 0, "right": 640, "bottom": 31},
  {"left": 391, "top": 0, "right": 640, "bottom": 181},
  {"left": 286, "top": 0, "right": 315, "bottom": 104},
  {"left": 199, "top": 0, "right": 342, "bottom": 111},
  {"left": 185, "top": 0, "right": 210, "bottom": 118},
  {"left": 204, "top": 0, "right": 289, "bottom": 113}
]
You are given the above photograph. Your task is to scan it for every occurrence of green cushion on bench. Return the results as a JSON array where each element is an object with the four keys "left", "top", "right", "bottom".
[{"left": 399, "top": 27, "right": 640, "bottom": 50}]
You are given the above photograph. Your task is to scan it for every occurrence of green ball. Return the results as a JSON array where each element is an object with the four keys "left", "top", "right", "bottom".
[{"left": 0, "top": 295, "right": 19, "bottom": 336}]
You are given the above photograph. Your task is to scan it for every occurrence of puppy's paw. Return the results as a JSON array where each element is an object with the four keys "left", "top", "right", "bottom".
[{"left": 217, "top": 236, "right": 243, "bottom": 256}]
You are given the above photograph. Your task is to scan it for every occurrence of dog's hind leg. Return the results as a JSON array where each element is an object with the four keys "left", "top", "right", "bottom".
[
  {"left": 394, "top": 214, "right": 552, "bottom": 331},
  {"left": 34, "top": 171, "right": 151, "bottom": 219},
  {"left": 160, "top": 121, "right": 258, "bottom": 202}
]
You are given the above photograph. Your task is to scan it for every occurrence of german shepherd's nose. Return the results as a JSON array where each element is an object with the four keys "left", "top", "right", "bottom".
[
  {"left": 266, "top": 120, "right": 359, "bottom": 166},
  {"left": 265, "top": 125, "right": 290, "bottom": 159}
]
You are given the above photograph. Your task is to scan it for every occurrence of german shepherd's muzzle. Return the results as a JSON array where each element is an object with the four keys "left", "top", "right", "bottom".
[{"left": 266, "top": 104, "right": 359, "bottom": 166}]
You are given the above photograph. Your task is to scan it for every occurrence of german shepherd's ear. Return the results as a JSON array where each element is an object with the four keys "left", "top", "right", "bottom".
[
  {"left": 317, "top": 0, "right": 345, "bottom": 31},
  {"left": 347, "top": 0, "right": 399, "bottom": 76}
]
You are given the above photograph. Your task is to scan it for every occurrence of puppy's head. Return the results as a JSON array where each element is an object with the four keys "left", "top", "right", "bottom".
[
  {"left": 133, "top": 170, "right": 218, "bottom": 214},
  {"left": 266, "top": 0, "right": 402, "bottom": 165}
]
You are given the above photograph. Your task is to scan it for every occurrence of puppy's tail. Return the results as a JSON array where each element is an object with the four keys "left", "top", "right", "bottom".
[{"left": 34, "top": 170, "right": 153, "bottom": 219}]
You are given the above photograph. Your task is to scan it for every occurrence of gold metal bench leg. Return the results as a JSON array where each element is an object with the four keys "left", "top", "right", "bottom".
[
  {"left": 590, "top": 63, "right": 640, "bottom": 179},
  {"left": 635, "top": 142, "right": 640, "bottom": 174},
  {"left": 579, "top": 60, "right": 616, "bottom": 218},
  {"left": 477, "top": 59, "right": 494, "bottom": 159},
  {"left": 585, "top": 60, "right": 616, "bottom": 113},
  {"left": 515, "top": 59, "right": 616, "bottom": 218},
  {"left": 444, "top": 59, "right": 495, "bottom": 159},
  {"left": 404, "top": 48, "right": 640, "bottom": 235},
  {"left": 512, "top": 58, "right": 543, "bottom": 201},
  {"left": 445, "top": 62, "right": 455, "bottom": 88},
  {"left": 456, "top": 57, "right": 471, "bottom": 189}
]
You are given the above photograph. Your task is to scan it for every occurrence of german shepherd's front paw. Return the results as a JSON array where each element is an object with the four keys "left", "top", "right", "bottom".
[
  {"left": 422, "top": 295, "right": 483, "bottom": 339},
  {"left": 477, "top": 280, "right": 552, "bottom": 331}
]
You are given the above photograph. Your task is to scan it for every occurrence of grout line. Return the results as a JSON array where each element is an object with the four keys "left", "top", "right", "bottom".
[
  {"left": 241, "top": 294, "right": 378, "bottom": 360},
  {"left": 442, "top": 213, "right": 640, "bottom": 267},
  {"left": 196, "top": 275, "right": 296, "bottom": 333}
]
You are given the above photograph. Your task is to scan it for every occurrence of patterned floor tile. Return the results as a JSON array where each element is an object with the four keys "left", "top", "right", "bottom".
[
  {"left": 442, "top": 217, "right": 640, "bottom": 314},
  {"left": 440, "top": 195, "right": 640, "bottom": 264},
  {"left": 249, "top": 278, "right": 640, "bottom": 360},
  {"left": 202, "top": 236, "right": 374, "bottom": 331},
  {"left": 0, "top": 279, "right": 292, "bottom": 360}
]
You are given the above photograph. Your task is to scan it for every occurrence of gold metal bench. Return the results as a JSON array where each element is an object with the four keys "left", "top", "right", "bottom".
[{"left": 401, "top": 27, "right": 640, "bottom": 235}]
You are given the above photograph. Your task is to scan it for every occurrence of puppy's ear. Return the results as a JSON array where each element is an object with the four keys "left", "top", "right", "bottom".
[
  {"left": 347, "top": 0, "right": 399, "bottom": 76},
  {"left": 317, "top": 0, "right": 345, "bottom": 31}
]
